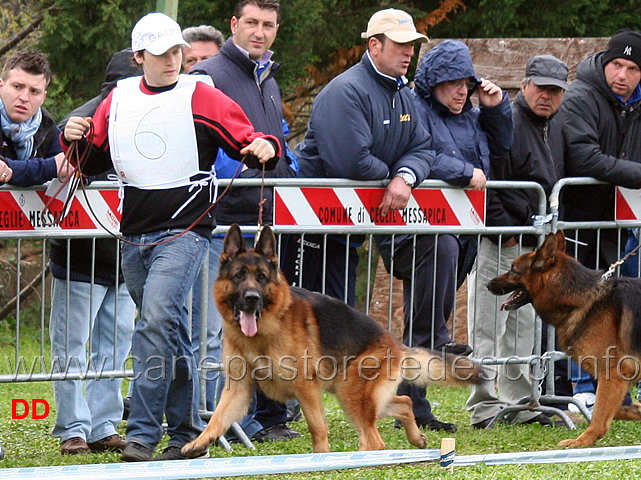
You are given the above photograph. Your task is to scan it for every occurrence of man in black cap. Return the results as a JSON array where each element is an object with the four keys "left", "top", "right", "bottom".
[
  {"left": 560, "top": 29, "right": 641, "bottom": 268},
  {"left": 467, "top": 54, "right": 569, "bottom": 429},
  {"left": 559, "top": 29, "right": 641, "bottom": 413}
]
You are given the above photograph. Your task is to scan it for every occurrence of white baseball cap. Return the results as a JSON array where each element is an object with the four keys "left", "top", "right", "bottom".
[
  {"left": 131, "top": 12, "right": 190, "bottom": 55},
  {"left": 361, "top": 9, "right": 428, "bottom": 44}
]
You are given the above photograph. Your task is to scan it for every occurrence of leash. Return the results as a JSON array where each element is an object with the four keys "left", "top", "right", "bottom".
[
  {"left": 254, "top": 162, "right": 267, "bottom": 246},
  {"left": 40, "top": 124, "right": 95, "bottom": 226},
  {"left": 601, "top": 240, "right": 641, "bottom": 281}
]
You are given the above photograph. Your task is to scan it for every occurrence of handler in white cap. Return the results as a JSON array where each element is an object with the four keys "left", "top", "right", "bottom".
[{"left": 62, "top": 11, "right": 280, "bottom": 462}]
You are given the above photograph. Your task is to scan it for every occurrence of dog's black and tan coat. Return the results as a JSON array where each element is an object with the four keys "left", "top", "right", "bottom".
[
  {"left": 488, "top": 230, "right": 641, "bottom": 447},
  {"left": 182, "top": 224, "right": 483, "bottom": 456}
]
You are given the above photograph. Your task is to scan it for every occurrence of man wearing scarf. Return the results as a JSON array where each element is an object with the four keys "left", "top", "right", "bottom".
[{"left": 0, "top": 50, "right": 67, "bottom": 186}]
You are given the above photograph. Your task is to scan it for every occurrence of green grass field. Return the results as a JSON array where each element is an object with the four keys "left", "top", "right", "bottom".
[{"left": 2, "top": 325, "right": 641, "bottom": 480}]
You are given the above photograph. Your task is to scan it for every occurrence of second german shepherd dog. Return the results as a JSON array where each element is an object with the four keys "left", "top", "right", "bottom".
[
  {"left": 488, "top": 230, "right": 641, "bottom": 447},
  {"left": 182, "top": 224, "right": 483, "bottom": 456}
]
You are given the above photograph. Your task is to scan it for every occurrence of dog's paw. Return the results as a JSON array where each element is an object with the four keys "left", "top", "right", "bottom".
[
  {"left": 558, "top": 437, "right": 593, "bottom": 448},
  {"left": 181, "top": 439, "right": 208, "bottom": 458},
  {"left": 558, "top": 438, "right": 578, "bottom": 448}
]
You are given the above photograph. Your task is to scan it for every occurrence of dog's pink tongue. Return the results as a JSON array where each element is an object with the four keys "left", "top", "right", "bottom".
[{"left": 239, "top": 311, "right": 258, "bottom": 337}]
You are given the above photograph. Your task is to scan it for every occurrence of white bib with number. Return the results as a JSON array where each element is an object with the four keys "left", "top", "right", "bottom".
[{"left": 108, "top": 74, "right": 214, "bottom": 190}]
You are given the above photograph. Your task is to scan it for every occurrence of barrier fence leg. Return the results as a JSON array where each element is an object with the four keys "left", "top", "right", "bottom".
[{"left": 440, "top": 437, "right": 455, "bottom": 473}]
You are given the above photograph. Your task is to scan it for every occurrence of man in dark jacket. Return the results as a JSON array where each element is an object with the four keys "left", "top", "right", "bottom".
[
  {"left": 407, "top": 39, "right": 512, "bottom": 347},
  {"left": 413, "top": 40, "right": 512, "bottom": 190},
  {"left": 560, "top": 29, "right": 641, "bottom": 268},
  {"left": 294, "top": 8, "right": 462, "bottom": 433},
  {"left": 0, "top": 50, "right": 68, "bottom": 186},
  {"left": 292, "top": 8, "right": 432, "bottom": 311},
  {"left": 190, "top": 0, "right": 299, "bottom": 443},
  {"left": 559, "top": 29, "right": 641, "bottom": 416},
  {"left": 0, "top": 48, "right": 66, "bottom": 461},
  {"left": 467, "top": 54, "right": 568, "bottom": 429}
]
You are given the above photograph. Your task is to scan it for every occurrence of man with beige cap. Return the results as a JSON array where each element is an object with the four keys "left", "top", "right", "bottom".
[
  {"left": 290, "top": 8, "right": 432, "bottom": 305},
  {"left": 291, "top": 9, "right": 458, "bottom": 432}
]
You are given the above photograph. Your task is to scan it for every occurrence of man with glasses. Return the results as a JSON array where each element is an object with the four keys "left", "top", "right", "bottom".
[{"left": 375, "top": 39, "right": 512, "bottom": 432}]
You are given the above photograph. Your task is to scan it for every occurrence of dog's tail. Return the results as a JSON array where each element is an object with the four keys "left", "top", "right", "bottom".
[{"left": 400, "top": 347, "right": 485, "bottom": 387}]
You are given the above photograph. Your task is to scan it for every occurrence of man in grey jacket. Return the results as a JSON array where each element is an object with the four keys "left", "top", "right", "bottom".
[{"left": 467, "top": 55, "right": 568, "bottom": 429}]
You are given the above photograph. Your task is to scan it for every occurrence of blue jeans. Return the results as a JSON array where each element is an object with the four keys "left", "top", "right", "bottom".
[
  {"left": 50, "top": 278, "right": 135, "bottom": 443},
  {"left": 191, "top": 237, "right": 224, "bottom": 411},
  {"left": 122, "top": 229, "right": 207, "bottom": 450}
]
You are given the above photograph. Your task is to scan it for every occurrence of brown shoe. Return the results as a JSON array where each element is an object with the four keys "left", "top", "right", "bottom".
[
  {"left": 88, "top": 434, "right": 126, "bottom": 453},
  {"left": 60, "top": 437, "right": 90, "bottom": 455}
]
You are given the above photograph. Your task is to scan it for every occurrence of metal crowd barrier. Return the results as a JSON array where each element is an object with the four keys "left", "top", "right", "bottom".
[{"left": 2, "top": 176, "right": 640, "bottom": 455}]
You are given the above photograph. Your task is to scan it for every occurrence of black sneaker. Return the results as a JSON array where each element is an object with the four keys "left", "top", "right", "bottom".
[
  {"left": 153, "top": 445, "right": 210, "bottom": 461},
  {"left": 520, "top": 413, "right": 553, "bottom": 427},
  {"left": 394, "top": 417, "right": 457, "bottom": 433},
  {"left": 436, "top": 342, "right": 472, "bottom": 356},
  {"left": 420, "top": 418, "right": 457, "bottom": 433},
  {"left": 472, "top": 417, "right": 508, "bottom": 429},
  {"left": 251, "top": 423, "right": 301, "bottom": 442},
  {"left": 121, "top": 441, "right": 153, "bottom": 462}
]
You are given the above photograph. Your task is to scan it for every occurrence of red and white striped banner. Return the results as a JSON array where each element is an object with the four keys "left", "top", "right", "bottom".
[
  {"left": 616, "top": 187, "right": 641, "bottom": 222},
  {"left": 274, "top": 187, "right": 485, "bottom": 227},
  {"left": 0, "top": 188, "right": 121, "bottom": 234}
]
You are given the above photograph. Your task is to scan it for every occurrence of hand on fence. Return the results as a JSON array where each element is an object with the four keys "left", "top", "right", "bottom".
[
  {"left": 0, "top": 159, "right": 13, "bottom": 183},
  {"left": 54, "top": 152, "right": 75, "bottom": 181},
  {"left": 468, "top": 168, "right": 487, "bottom": 190},
  {"left": 379, "top": 176, "right": 412, "bottom": 216}
]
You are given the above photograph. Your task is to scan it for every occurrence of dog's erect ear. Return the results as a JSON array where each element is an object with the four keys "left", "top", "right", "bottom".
[
  {"left": 532, "top": 231, "right": 558, "bottom": 272},
  {"left": 222, "top": 224, "right": 246, "bottom": 260},
  {"left": 255, "top": 225, "right": 277, "bottom": 260},
  {"left": 555, "top": 230, "right": 566, "bottom": 252}
]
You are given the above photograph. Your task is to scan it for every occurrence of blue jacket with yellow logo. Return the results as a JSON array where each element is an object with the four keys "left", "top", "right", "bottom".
[
  {"left": 413, "top": 40, "right": 512, "bottom": 186},
  {"left": 295, "top": 52, "right": 433, "bottom": 182}
]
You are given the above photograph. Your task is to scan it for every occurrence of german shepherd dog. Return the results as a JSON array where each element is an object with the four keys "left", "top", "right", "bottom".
[
  {"left": 182, "top": 224, "right": 483, "bottom": 456},
  {"left": 488, "top": 230, "right": 641, "bottom": 447}
]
